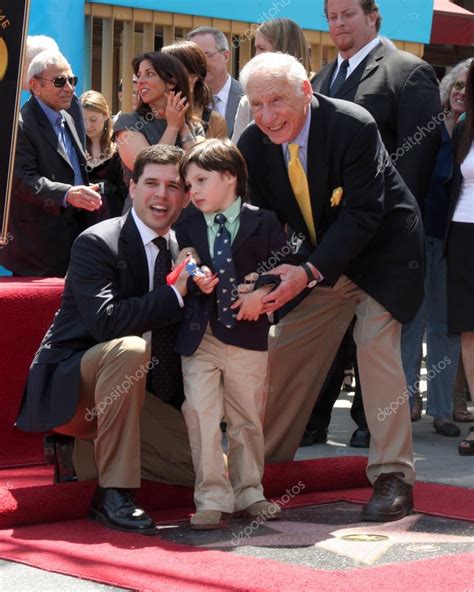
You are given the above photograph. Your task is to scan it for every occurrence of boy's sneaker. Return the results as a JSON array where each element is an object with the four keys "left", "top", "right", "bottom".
[
  {"left": 238, "top": 500, "right": 281, "bottom": 521},
  {"left": 190, "top": 510, "right": 230, "bottom": 530}
]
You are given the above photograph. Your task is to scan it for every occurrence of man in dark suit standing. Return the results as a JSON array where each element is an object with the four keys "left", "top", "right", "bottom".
[
  {"left": 16, "top": 145, "right": 195, "bottom": 535},
  {"left": 238, "top": 52, "right": 424, "bottom": 522},
  {"left": 187, "top": 26, "right": 244, "bottom": 137},
  {"left": 309, "top": 0, "right": 442, "bottom": 444},
  {"left": 0, "top": 50, "right": 101, "bottom": 277}
]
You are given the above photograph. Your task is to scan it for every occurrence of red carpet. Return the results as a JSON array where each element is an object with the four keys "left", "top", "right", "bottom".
[
  {"left": 0, "top": 457, "right": 370, "bottom": 529},
  {"left": 0, "top": 519, "right": 472, "bottom": 592},
  {"left": 0, "top": 278, "right": 64, "bottom": 468},
  {"left": 0, "top": 458, "right": 472, "bottom": 590}
]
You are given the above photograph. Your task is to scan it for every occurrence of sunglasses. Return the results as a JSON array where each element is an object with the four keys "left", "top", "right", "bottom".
[
  {"left": 36, "top": 75, "right": 78, "bottom": 88},
  {"left": 453, "top": 81, "right": 466, "bottom": 91}
]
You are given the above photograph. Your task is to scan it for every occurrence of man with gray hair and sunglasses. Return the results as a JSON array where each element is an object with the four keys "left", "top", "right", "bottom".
[{"left": 0, "top": 50, "right": 102, "bottom": 277}]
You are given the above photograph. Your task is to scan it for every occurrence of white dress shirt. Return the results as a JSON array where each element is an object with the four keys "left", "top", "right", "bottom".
[
  {"left": 331, "top": 36, "right": 381, "bottom": 84},
  {"left": 213, "top": 74, "right": 232, "bottom": 118},
  {"left": 131, "top": 208, "right": 184, "bottom": 341}
]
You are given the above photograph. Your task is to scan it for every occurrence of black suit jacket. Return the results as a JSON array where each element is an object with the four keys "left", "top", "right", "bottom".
[
  {"left": 16, "top": 213, "right": 184, "bottom": 432},
  {"left": 445, "top": 120, "right": 467, "bottom": 247},
  {"left": 0, "top": 96, "right": 90, "bottom": 277},
  {"left": 238, "top": 95, "right": 424, "bottom": 324},
  {"left": 174, "top": 204, "right": 288, "bottom": 355},
  {"left": 312, "top": 41, "right": 441, "bottom": 209}
]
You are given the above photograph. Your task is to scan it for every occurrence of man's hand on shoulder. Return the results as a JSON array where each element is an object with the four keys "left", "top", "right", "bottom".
[
  {"left": 261, "top": 264, "right": 308, "bottom": 313},
  {"left": 66, "top": 185, "right": 102, "bottom": 211}
]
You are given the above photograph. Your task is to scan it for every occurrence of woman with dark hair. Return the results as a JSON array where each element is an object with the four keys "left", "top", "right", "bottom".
[
  {"left": 114, "top": 51, "right": 205, "bottom": 183},
  {"left": 446, "top": 59, "right": 474, "bottom": 454},
  {"left": 162, "top": 41, "right": 227, "bottom": 139},
  {"left": 231, "top": 18, "right": 312, "bottom": 143},
  {"left": 81, "top": 90, "right": 127, "bottom": 219}
]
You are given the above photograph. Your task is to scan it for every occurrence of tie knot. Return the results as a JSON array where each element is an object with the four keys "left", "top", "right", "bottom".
[
  {"left": 214, "top": 213, "right": 227, "bottom": 226},
  {"left": 55, "top": 114, "right": 63, "bottom": 128},
  {"left": 153, "top": 236, "right": 168, "bottom": 250},
  {"left": 289, "top": 143, "right": 300, "bottom": 160},
  {"left": 340, "top": 59, "right": 350, "bottom": 72}
]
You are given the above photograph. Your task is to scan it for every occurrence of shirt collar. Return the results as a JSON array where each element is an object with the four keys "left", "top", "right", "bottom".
[
  {"left": 215, "top": 74, "right": 232, "bottom": 103},
  {"left": 283, "top": 107, "right": 312, "bottom": 154},
  {"left": 131, "top": 207, "right": 170, "bottom": 248},
  {"left": 337, "top": 36, "right": 381, "bottom": 76},
  {"left": 203, "top": 197, "right": 242, "bottom": 227},
  {"left": 35, "top": 96, "right": 64, "bottom": 130}
]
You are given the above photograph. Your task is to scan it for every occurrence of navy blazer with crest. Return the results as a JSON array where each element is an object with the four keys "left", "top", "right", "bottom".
[
  {"left": 16, "top": 213, "right": 184, "bottom": 432},
  {"left": 238, "top": 94, "right": 424, "bottom": 325},
  {"left": 174, "top": 203, "right": 288, "bottom": 355},
  {"left": 0, "top": 96, "right": 91, "bottom": 277},
  {"left": 312, "top": 40, "right": 441, "bottom": 210}
]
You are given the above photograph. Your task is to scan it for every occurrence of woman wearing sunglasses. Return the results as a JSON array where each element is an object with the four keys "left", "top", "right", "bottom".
[
  {"left": 114, "top": 51, "right": 205, "bottom": 186},
  {"left": 445, "top": 59, "right": 474, "bottom": 454}
]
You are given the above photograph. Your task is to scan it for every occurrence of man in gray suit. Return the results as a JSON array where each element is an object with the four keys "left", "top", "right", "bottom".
[{"left": 188, "top": 26, "right": 243, "bottom": 137}]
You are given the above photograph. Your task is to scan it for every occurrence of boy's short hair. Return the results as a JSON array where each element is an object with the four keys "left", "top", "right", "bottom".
[
  {"left": 180, "top": 139, "right": 247, "bottom": 199},
  {"left": 132, "top": 145, "right": 185, "bottom": 184}
]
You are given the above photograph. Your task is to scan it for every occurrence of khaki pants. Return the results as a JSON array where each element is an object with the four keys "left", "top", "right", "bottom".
[
  {"left": 264, "top": 275, "right": 415, "bottom": 485},
  {"left": 181, "top": 329, "right": 268, "bottom": 512},
  {"left": 55, "top": 336, "right": 194, "bottom": 488}
]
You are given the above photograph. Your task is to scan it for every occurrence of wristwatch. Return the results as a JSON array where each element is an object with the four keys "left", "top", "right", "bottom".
[{"left": 300, "top": 262, "right": 318, "bottom": 288}]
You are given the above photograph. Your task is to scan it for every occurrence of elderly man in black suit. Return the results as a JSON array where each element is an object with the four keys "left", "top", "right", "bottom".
[
  {"left": 0, "top": 50, "right": 101, "bottom": 277},
  {"left": 309, "top": 0, "right": 442, "bottom": 444},
  {"left": 238, "top": 52, "right": 424, "bottom": 522},
  {"left": 16, "top": 145, "right": 195, "bottom": 535}
]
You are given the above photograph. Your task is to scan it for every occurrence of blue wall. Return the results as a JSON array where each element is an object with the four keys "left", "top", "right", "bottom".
[
  {"left": 27, "top": 0, "right": 86, "bottom": 94},
  {"left": 91, "top": 0, "right": 435, "bottom": 44}
]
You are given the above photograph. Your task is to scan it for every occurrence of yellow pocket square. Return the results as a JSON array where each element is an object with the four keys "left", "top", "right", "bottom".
[{"left": 330, "top": 187, "right": 344, "bottom": 207}]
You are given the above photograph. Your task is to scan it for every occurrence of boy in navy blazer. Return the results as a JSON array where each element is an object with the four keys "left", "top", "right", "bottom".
[{"left": 175, "top": 139, "right": 288, "bottom": 529}]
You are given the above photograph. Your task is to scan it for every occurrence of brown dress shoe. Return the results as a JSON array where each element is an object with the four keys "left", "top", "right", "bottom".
[{"left": 361, "top": 472, "right": 413, "bottom": 522}]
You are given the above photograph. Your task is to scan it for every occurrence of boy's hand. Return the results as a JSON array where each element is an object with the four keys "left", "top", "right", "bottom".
[
  {"left": 231, "top": 286, "right": 272, "bottom": 321},
  {"left": 173, "top": 261, "right": 192, "bottom": 297},
  {"left": 194, "top": 266, "right": 218, "bottom": 294},
  {"left": 176, "top": 247, "right": 200, "bottom": 265}
]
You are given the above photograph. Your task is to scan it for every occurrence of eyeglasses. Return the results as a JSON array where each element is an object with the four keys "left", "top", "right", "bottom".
[
  {"left": 203, "top": 49, "right": 225, "bottom": 59},
  {"left": 453, "top": 81, "right": 466, "bottom": 91},
  {"left": 35, "top": 75, "right": 78, "bottom": 88}
]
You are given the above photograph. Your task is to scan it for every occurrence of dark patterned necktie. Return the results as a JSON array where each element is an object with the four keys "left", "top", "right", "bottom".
[
  {"left": 149, "top": 236, "right": 183, "bottom": 407},
  {"left": 329, "top": 59, "right": 349, "bottom": 97},
  {"left": 213, "top": 213, "right": 237, "bottom": 329}
]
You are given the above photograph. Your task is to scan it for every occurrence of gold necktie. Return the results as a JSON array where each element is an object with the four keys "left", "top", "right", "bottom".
[{"left": 288, "top": 143, "right": 316, "bottom": 244}]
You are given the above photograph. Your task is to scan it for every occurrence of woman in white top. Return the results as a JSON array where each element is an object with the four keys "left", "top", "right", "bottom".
[
  {"left": 231, "top": 18, "right": 313, "bottom": 144},
  {"left": 446, "top": 59, "right": 474, "bottom": 455}
]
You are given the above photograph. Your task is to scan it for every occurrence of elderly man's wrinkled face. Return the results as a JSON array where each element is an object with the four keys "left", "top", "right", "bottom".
[
  {"left": 327, "top": 0, "right": 378, "bottom": 58},
  {"left": 30, "top": 61, "right": 75, "bottom": 112},
  {"left": 247, "top": 75, "right": 312, "bottom": 144}
]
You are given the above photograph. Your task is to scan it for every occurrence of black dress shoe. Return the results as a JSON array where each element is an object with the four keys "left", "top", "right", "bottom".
[
  {"left": 361, "top": 472, "right": 413, "bottom": 522},
  {"left": 349, "top": 427, "right": 370, "bottom": 448},
  {"left": 44, "top": 434, "right": 77, "bottom": 484},
  {"left": 433, "top": 418, "right": 461, "bottom": 437},
  {"left": 90, "top": 487, "right": 156, "bottom": 535},
  {"left": 300, "top": 427, "right": 328, "bottom": 447}
]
